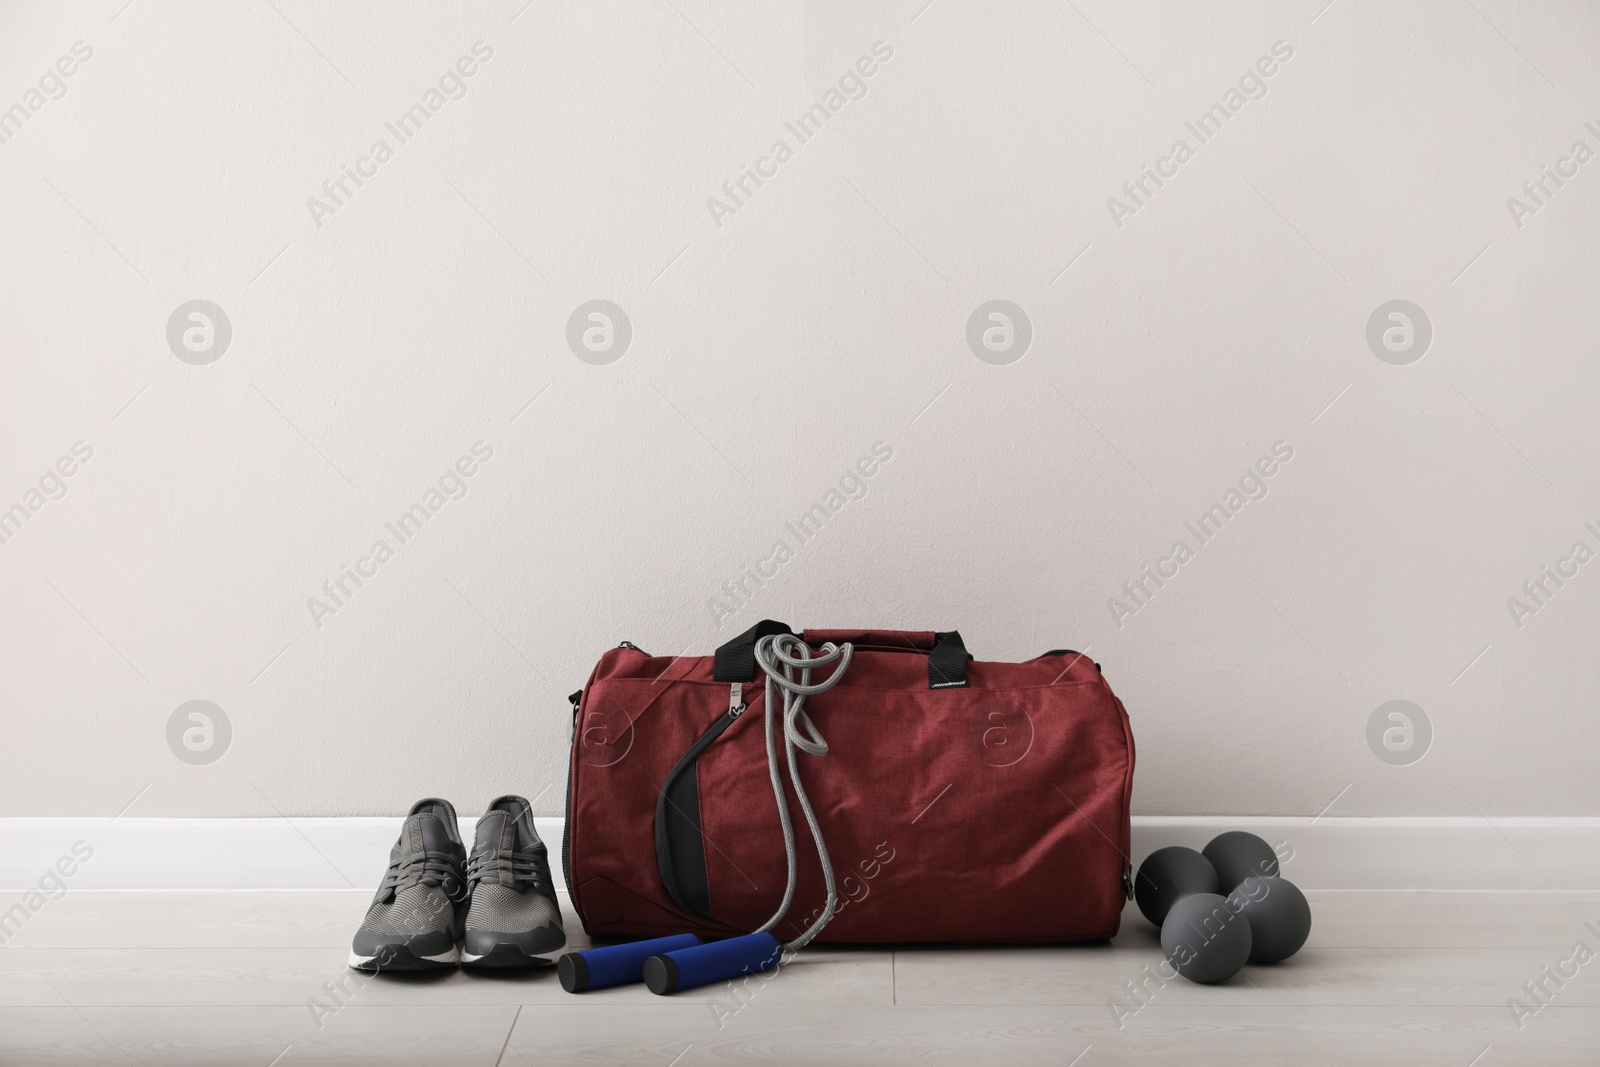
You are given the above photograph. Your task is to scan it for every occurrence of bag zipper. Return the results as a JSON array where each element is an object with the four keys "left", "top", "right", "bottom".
[
  {"left": 561, "top": 691, "right": 582, "bottom": 898},
  {"left": 564, "top": 644, "right": 651, "bottom": 915},
  {"left": 654, "top": 690, "right": 747, "bottom": 917},
  {"left": 564, "top": 643, "right": 651, "bottom": 902}
]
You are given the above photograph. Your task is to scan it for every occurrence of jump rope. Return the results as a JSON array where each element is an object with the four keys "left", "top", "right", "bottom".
[{"left": 558, "top": 634, "right": 854, "bottom": 994}]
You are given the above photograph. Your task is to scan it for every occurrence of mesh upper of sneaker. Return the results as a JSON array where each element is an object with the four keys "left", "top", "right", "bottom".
[
  {"left": 360, "top": 883, "right": 457, "bottom": 936},
  {"left": 465, "top": 796, "right": 564, "bottom": 936},
  {"left": 357, "top": 800, "right": 466, "bottom": 941},
  {"left": 465, "top": 882, "right": 561, "bottom": 932}
]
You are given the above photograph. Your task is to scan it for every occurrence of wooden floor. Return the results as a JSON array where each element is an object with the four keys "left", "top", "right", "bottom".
[{"left": 1, "top": 890, "right": 1595, "bottom": 1065}]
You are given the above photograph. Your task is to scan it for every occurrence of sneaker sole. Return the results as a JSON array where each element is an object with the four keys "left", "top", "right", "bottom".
[
  {"left": 348, "top": 944, "right": 459, "bottom": 972},
  {"left": 461, "top": 943, "right": 558, "bottom": 969}
]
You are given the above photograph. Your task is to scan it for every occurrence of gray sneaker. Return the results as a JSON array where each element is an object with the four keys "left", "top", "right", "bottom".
[
  {"left": 349, "top": 798, "right": 469, "bottom": 971},
  {"left": 461, "top": 795, "right": 565, "bottom": 967}
]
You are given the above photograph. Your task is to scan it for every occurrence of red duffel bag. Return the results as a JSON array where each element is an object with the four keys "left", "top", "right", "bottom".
[{"left": 562, "top": 621, "right": 1135, "bottom": 944}]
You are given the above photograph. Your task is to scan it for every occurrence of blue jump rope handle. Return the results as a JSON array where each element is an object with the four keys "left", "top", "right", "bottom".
[
  {"left": 643, "top": 932, "right": 783, "bottom": 995},
  {"left": 557, "top": 934, "right": 703, "bottom": 993}
]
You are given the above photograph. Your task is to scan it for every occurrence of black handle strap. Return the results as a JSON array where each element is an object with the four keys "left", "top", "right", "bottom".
[
  {"left": 927, "top": 631, "right": 971, "bottom": 689},
  {"left": 712, "top": 619, "right": 795, "bottom": 682},
  {"left": 716, "top": 620, "right": 970, "bottom": 689}
]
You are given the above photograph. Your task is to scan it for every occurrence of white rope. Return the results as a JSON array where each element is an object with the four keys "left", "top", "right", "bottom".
[{"left": 751, "top": 633, "right": 852, "bottom": 951}]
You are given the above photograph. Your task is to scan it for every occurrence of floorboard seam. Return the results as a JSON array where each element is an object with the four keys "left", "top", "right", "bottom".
[{"left": 494, "top": 1004, "right": 521, "bottom": 1067}]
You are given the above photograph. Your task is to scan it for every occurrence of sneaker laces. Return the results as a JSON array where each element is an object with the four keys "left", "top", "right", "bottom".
[
  {"left": 380, "top": 850, "right": 465, "bottom": 898},
  {"left": 467, "top": 849, "right": 544, "bottom": 891}
]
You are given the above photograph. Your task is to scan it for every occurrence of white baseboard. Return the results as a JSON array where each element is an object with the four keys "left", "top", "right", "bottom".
[
  {"left": 1134, "top": 816, "right": 1598, "bottom": 892},
  {"left": 2, "top": 816, "right": 1596, "bottom": 893},
  {"left": 0, "top": 817, "right": 566, "bottom": 894}
]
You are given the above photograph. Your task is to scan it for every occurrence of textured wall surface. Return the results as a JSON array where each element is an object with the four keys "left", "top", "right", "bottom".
[{"left": 3, "top": 0, "right": 1596, "bottom": 817}]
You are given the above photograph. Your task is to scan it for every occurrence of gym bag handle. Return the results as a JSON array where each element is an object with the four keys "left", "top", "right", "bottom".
[
  {"left": 711, "top": 620, "right": 795, "bottom": 684},
  {"left": 713, "top": 621, "right": 970, "bottom": 689},
  {"left": 803, "top": 628, "right": 936, "bottom": 648}
]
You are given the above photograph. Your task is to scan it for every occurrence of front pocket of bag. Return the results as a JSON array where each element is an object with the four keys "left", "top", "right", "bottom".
[{"left": 654, "top": 702, "right": 747, "bottom": 920}]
